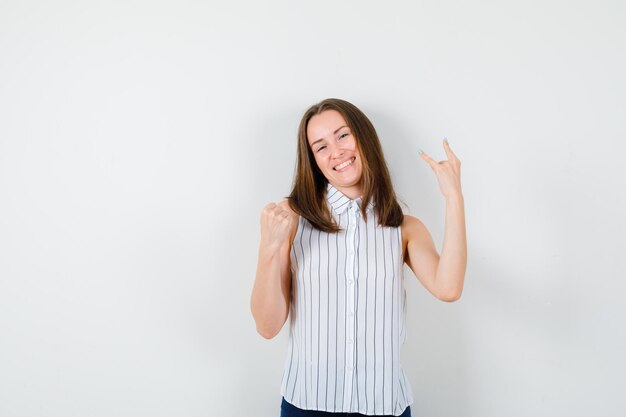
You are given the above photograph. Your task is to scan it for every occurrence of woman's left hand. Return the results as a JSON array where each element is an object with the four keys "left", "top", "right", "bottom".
[{"left": 419, "top": 139, "right": 463, "bottom": 199}]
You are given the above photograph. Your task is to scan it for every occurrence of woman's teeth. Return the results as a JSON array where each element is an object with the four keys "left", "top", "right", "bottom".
[{"left": 335, "top": 158, "right": 354, "bottom": 170}]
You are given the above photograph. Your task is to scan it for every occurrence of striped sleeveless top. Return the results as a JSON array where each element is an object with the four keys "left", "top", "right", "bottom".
[{"left": 280, "top": 183, "right": 414, "bottom": 416}]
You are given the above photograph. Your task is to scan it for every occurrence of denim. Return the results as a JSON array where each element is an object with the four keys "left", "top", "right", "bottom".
[{"left": 280, "top": 397, "right": 411, "bottom": 417}]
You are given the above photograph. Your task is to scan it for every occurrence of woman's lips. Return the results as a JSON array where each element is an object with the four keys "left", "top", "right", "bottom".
[{"left": 334, "top": 157, "right": 355, "bottom": 171}]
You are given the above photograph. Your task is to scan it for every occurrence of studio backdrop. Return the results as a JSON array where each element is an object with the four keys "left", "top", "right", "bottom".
[{"left": 1, "top": 1, "right": 625, "bottom": 416}]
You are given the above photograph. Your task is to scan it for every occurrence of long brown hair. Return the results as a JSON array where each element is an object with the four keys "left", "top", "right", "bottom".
[{"left": 287, "top": 98, "right": 404, "bottom": 232}]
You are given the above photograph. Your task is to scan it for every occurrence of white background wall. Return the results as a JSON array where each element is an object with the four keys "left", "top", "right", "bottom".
[{"left": 1, "top": 1, "right": 625, "bottom": 416}]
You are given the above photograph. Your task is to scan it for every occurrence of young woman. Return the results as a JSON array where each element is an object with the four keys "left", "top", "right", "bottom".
[{"left": 250, "top": 98, "right": 467, "bottom": 417}]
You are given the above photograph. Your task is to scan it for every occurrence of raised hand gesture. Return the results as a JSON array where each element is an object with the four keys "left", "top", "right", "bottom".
[
  {"left": 259, "top": 201, "right": 296, "bottom": 251},
  {"left": 419, "top": 138, "right": 463, "bottom": 200}
]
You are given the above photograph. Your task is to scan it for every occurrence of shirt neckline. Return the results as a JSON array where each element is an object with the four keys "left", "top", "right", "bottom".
[{"left": 326, "top": 183, "right": 374, "bottom": 215}]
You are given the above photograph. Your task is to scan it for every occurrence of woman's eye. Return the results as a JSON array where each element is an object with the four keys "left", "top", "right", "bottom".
[
  {"left": 316, "top": 146, "right": 326, "bottom": 152},
  {"left": 339, "top": 133, "right": 349, "bottom": 140}
]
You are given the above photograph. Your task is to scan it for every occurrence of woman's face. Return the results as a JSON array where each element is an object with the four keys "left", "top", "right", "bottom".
[{"left": 307, "top": 110, "right": 364, "bottom": 199}]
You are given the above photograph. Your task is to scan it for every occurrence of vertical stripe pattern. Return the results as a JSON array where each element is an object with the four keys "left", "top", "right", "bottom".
[{"left": 280, "top": 184, "right": 413, "bottom": 416}]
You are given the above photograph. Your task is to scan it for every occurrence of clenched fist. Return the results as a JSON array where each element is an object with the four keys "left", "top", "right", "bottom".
[{"left": 260, "top": 201, "right": 297, "bottom": 250}]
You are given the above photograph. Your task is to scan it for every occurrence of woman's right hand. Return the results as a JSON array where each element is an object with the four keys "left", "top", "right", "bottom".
[
  {"left": 252, "top": 200, "right": 296, "bottom": 338},
  {"left": 259, "top": 201, "right": 296, "bottom": 250}
]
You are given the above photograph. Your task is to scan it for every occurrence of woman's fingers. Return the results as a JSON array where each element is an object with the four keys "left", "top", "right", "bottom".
[
  {"left": 263, "top": 202, "right": 277, "bottom": 213},
  {"left": 419, "top": 149, "right": 438, "bottom": 170},
  {"left": 260, "top": 202, "right": 294, "bottom": 246},
  {"left": 442, "top": 139, "right": 460, "bottom": 164},
  {"left": 419, "top": 139, "right": 464, "bottom": 198},
  {"left": 273, "top": 205, "right": 285, "bottom": 217},
  {"left": 262, "top": 206, "right": 284, "bottom": 225},
  {"left": 261, "top": 203, "right": 284, "bottom": 223},
  {"left": 421, "top": 139, "right": 461, "bottom": 171},
  {"left": 263, "top": 202, "right": 295, "bottom": 221}
]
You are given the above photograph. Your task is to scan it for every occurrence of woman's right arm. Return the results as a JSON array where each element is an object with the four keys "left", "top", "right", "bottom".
[{"left": 250, "top": 200, "right": 297, "bottom": 339}]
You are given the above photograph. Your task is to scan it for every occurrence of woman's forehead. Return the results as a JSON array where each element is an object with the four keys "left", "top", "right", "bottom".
[{"left": 307, "top": 110, "right": 348, "bottom": 144}]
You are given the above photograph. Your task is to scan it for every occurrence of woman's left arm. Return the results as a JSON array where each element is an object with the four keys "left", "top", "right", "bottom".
[
  {"left": 413, "top": 139, "right": 467, "bottom": 301},
  {"left": 435, "top": 192, "right": 467, "bottom": 301}
]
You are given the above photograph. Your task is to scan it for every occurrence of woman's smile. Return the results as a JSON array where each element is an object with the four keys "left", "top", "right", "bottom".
[{"left": 333, "top": 157, "right": 356, "bottom": 171}]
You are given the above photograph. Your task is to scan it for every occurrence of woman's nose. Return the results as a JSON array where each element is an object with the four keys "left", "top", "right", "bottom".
[{"left": 331, "top": 146, "right": 344, "bottom": 159}]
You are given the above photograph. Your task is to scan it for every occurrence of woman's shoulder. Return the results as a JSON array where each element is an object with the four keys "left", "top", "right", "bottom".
[
  {"left": 401, "top": 214, "right": 428, "bottom": 242},
  {"left": 401, "top": 213, "right": 421, "bottom": 227}
]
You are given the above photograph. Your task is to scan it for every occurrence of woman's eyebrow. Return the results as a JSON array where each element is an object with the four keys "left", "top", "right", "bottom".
[{"left": 311, "top": 125, "right": 348, "bottom": 147}]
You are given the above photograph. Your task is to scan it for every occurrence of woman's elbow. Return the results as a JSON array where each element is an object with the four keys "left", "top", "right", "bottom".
[
  {"left": 253, "top": 310, "right": 287, "bottom": 339},
  {"left": 437, "top": 288, "right": 463, "bottom": 302},
  {"left": 256, "top": 323, "right": 282, "bottom": 339}
]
